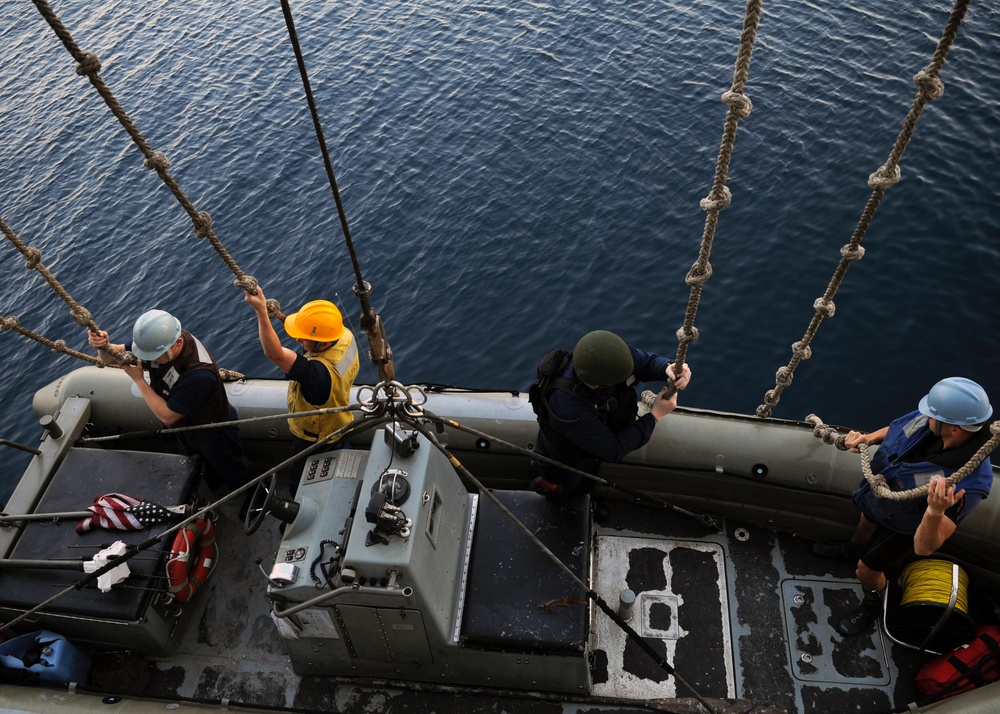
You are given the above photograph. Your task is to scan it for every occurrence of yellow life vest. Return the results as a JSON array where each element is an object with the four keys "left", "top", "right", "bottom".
[{"left": 287, "top": 329, "right": 360, "bottom": 442}]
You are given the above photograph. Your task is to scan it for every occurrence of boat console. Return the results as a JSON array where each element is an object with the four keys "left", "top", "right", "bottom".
[{"left": 265, "top": 424, "right": 593, "bottom": 693}]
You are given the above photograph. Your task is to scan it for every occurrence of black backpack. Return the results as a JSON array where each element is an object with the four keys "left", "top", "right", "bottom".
[{"left": 528, "top": 349, "right": 574, "bottom": 418}]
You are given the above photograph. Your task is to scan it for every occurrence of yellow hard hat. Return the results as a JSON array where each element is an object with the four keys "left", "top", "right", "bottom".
[{"left": 283, "top": 300, "right": 344, "bottom": 342}]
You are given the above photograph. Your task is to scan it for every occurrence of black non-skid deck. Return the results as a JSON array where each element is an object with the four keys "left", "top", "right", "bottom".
[
  {"left": 6, "top": 478, "right": 986, "bottom": 714},
  {"left": 590, "top": 501, "right": 979, "bottom": 713}
]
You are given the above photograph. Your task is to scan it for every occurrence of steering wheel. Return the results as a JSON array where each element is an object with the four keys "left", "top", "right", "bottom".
[
  {"left": 244, "top": 473, "right": 279, "bottom": 535},
  {"left": 244, "top": 473, "right": 301, "bottom": 535}
]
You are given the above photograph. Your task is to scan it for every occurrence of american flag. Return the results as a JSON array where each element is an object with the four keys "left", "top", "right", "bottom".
[{"left": 76, "top": 493, "right": 178, "bottom": 534}]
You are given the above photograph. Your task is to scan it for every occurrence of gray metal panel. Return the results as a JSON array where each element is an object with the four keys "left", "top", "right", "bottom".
[
  {"left": 376, "top": 607, "right": 433, "bottom": 665},
  {"left": 342, "top": 428, "right": 472, "bottom": 643},
  {"left": 338, "top": 605, "right": 431, "bottom": 665},
  {"left": 269, "top": 448, "right": 369, "bottom": 597},
  {"left": 338, "top": 605, "right": 388, "bottom": 662}
]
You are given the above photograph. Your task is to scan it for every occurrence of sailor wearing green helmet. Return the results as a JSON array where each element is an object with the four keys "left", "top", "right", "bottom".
[{"left": 529, "top": 330, "right": 691, "bottom": 502}]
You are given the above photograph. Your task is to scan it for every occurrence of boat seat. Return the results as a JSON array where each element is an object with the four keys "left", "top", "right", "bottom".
[
  {"left": 461, "top": 490, "right": 590, "bottom": 654},
  {"left": 0, "top": 447, "right": 201, "bottom": 623}
]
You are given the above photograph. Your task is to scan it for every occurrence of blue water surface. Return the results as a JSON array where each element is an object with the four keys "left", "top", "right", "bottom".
[{"left": 0, "top": 0, "right": 998, "bottom": 500}]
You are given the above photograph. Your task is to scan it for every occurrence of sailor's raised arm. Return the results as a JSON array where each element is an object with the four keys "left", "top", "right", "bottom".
[
  {"left": 913, "top": 476, "right": 962, "bottom": 556},
  {"left": 244, "top": 285, "right": 297, "bottom": 373}
]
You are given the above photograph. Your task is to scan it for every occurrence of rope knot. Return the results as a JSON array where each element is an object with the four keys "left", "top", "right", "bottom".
[
  {"left": 868, "top": 164, "right": 901, "bottom": 190},
  {"left": 700, "top": 186, "right": 732, "bottom": 213},
  {"left": 840, "top": 243, "right": 865, "bottom": 262},
  {"left": 75, "top": 52, "right": 102, "bottom": 77},
  {"left": 52, "top": 339, "right": 67, "bottom": 353},
  {"left": 143, "top": 151, "right": 172, "bottom": 171},
  {"left": 193, "top": 211, "right": 213, "bottom": 238},
  {"left": 233, "top": 275, "right": 258, "bottom": 293},
  {"left": 868, "top": 474, "right": 892, "bottom": 498},
  {"left": 914, "top": 70, "right": 945, "bottom": 101},
  {"left": 774, "top": 366, "right": 793, "bottom": 388},
  {"left": 265, "top": 298, "right": 283, "bottom": 320},
  {"left": 69, "top": 306, "right": 92, "bottom": 326},
  {"left": 0, "top": 316, "right": 20, "bottom": 331},
  {"left": 813, "top": 298, "right": 835, "bottom": 318},
  {"left": 721, "top": 90, "right": 753, "bottom": 119},
  {"left": 675, "top": 325, "right": 700, "bottom": 344},
  {"left": 684, "top": 261, "right": 713, "bottom": 287},
  {"left": 806, "top": 415, "right": 849, "bottom": 449},
  {"left": 23, "top": 247, "right": 42, "bottom": 269},
  {"left": 757, "top": 391, "right": 779, "bottom": 414},
  {"left": 791, "top": 340, "right": 812, "bottom": 360}
]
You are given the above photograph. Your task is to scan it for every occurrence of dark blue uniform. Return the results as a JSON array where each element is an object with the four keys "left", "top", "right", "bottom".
[{"left": 533, "top": 346, "right": 673, "bottom": 497}]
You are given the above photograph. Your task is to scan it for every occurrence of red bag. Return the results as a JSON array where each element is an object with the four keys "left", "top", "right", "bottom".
[{"left": 915, "top": 625, "right": 1000, "bottom": 701}]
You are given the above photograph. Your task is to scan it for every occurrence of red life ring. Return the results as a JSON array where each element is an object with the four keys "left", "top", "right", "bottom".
[{"left": 166, "top": 517, "right": 217, "bottom": 603}]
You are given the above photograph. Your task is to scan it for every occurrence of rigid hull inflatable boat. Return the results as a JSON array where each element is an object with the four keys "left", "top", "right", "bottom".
[{"left": 0, "top": 366, "right": 997, "bottom": 713}]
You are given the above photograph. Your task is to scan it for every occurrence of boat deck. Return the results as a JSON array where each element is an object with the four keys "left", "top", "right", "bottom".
[{"left": 128, "top": 493, "right": 932, "bottom": 714}]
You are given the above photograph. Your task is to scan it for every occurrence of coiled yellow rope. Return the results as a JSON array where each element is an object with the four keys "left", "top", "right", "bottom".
[{"left": 900, "top": 559, "right": 968, "bottom": 613}]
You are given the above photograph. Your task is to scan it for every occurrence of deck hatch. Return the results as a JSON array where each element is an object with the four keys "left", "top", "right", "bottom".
[
  {"left": 591, "top": 536, "right": 735, "bottom": 700},
  {"left": 780, "top": 578, "right": 891, "bottom": 686}
]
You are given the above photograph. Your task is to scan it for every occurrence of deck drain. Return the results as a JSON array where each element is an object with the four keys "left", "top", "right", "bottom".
[{"left": 639, "top": 594, "right": 679, "bottom": 639}]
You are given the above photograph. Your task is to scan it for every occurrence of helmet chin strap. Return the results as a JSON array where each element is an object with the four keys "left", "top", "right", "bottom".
[{"left": 930, "top": 418, "right": 943, "bottom": 437}]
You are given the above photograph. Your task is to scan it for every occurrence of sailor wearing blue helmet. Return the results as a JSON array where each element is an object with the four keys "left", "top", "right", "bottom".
[
  {"left": 88, "top": 310, "right": 254, "bottom": 494},
  {"left": 811, "top": 377, "right": 994, "bottom": 637}
]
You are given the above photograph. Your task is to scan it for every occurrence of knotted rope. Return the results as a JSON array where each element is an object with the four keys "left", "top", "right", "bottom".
[
  {"left": 756, "top": 0, "right": 973, "bottom": 418},
  {"left": 668, "top": 0, "right": 762, "bottom": 398},
  {"left": 31, "top": 0, "right": 258, "bottom": 298},
  {"left": 806, "top": 414, "right": 999, "bottom": 501},
  {"left": 1, "top": 217, "right": 246, "bottom": 378},
  {"left": 0, "top": 215, "right": 130, "bottom": 365},
  {"left": 0, "top": 316, "right": 99, "bottom": 364}
]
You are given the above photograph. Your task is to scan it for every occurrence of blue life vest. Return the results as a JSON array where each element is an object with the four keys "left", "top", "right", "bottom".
[{"left": 853, "top": 410, "right": 992, "bottom": 532}]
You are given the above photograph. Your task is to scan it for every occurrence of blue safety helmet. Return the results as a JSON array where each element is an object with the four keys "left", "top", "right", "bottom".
[
  {"left": 131, "top": 309, "right": 182, "bottom": 361},
  {"left": 918, "top": 377, "right": 993, "bottom": 429}
]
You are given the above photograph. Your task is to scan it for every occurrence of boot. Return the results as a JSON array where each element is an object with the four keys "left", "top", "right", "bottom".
[
  {"left": 810, "top": 540, "right": 862, "bottom": 560},
  {"left": 836, "top": 590, "right": 882, "bottom": 637},
  {"left": 530, "top": 476, "right": 566, "bottom": 504}
]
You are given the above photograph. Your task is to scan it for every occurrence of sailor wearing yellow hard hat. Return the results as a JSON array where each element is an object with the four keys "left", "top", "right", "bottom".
[{"left": 245, "top": 286, "right": 360, "bottom": 496}]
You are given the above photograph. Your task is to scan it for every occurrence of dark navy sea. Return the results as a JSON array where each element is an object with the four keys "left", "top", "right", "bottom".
[{"left": 1, "top": 0, "right": 998, "bottom": 501}]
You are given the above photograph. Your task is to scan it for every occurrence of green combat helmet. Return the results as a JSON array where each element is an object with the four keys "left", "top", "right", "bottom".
[{"left": 573, "top": 330, "right": 634, "bottom": 386}]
